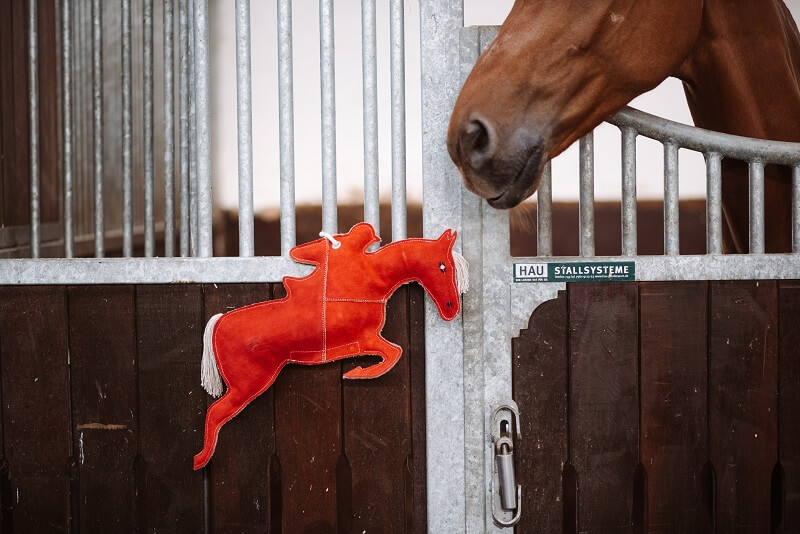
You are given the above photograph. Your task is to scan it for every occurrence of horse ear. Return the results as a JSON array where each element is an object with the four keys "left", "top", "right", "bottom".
[{"left": 438, "top": 229, "right": 453, "bottom": 242}]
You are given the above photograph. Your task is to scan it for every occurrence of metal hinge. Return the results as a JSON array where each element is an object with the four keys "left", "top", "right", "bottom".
[{"left": 491, "top": 399, "right": 522, "bottom": 527}]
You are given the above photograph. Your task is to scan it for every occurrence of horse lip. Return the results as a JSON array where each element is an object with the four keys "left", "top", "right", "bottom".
[{"left": 487, "top": 149, "right": 542, "bottom": 209}]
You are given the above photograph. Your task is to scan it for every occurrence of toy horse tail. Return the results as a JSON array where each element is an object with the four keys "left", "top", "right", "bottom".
[{"left": 201, "top": 313, "right": 224, "bottom": 398}]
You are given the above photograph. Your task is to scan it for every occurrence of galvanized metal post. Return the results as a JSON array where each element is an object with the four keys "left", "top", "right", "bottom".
[
  {"left": 164, "top": 0, "right": 175, "bottom": 257},
  {"left": 749, "top": 160, "right": 765, "bottom": 254},
  {"left": 235, "top": 0, "right": 254, "bottom": 257},
  {"left": 621, "top": 127, "right": 637, "bottom": 256},
  {"left": 91, "top": 0, "right": 103, "bottom": 257},
  {"left": 122, "top": 0, "right": 133, "bottom": 257},
  {"left": 706, "top": 152, "right": 723, "bottom": 254},
  {"left": 537, "top": 162, "right": 552, "bottom": 257},
  {"left": 389, "top": 0, "right": 406, "bottom": 241},
  {"left": 62, "top": 0, "right": 74, "bottom": 258},
  {"left": 194, "top": 0, "right": 213, "bottom": 257},
  {"left": 178, "top": 0, "right": 190, "bottom": 257},
  {"left": 277, "top": 0, "right": 296, "bottom": 256},
  {"left": 361, "top": 0, "right": 379, "bottom": 242},
  {"left": 319, "top": 0, "right": 337, "bottom": 235},
  {"left": 579, "top": 133, "right": 595, "bottom": 257},
  {"left": 144, "top": 0, "right": 155, "bottom": 257},
  {"left": 664, "top": 141, "right": 680, "bottom": 255},
  {"left": 28, "top": 0, "right": 41, "bottom": 258}
]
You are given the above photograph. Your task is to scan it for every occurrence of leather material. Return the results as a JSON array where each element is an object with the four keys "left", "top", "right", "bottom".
[{"left": 194, "top": 223, "right": 462, "bottom": 469}]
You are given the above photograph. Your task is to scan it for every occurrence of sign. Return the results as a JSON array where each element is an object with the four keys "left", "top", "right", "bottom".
[{"left": 514, "top": 261, "right": 635, "bottom": 283}]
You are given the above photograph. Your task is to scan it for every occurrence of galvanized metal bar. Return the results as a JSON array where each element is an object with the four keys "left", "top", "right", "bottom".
[
  {"left": 536, "top": 161, "right": 552, "bottom": 256},
  {"left": 706, "top": 152, "right": 723, "bottom": 254},
  {"left": 122, "top": 0, "right": 133, "bottom": 257},
  {"left": 235, "top": 0, "right": 254, "bottom": 257},
  {"left": 664, "top": 141, "right": 680, "bottom": 255},
  {"left": 91, "top": 0, "right": 103, "bottom": 257},
  {"left": 611, "top": 106, "right": 800, "bottom": 167},
  {"left": 188, "top": 0, "right": 198, "bottom": 256},
  {"left": 389, "top": 0, "right": 406, "bottom": 241},
  {"left": 749, "top": 160, "right": 765, "bottom": 254},
  {"left": 194, "top": 0, "right": 213, "bottom": 257},
  {"left": 579, "top": 133, "right": 595, "bottom": 257},
  {"left": 7, "top": 253, "right": 800, "bottom": 285},
  {"left": 361, "top": 0, "right": 379, "bottom": 241},
  {"left": 319, "top": 0, "right": 337, "bottom": 235},
  {"left": 277, "top": 0, "right": 296, "bottom": 256},
  {"left": 143, "top": 0, "right": 155, "bottom": 257},
  {"left": 178, "top": 0, "right": 190, "bottom": 257},
  {"left": 163, "top": 0, "right": 175, "bottom": 257},
  {"left": 28, "top": 0, "right": 40, "bottom": 258},
  {"left": 61, "top": 0, "right": 74, "bottom": 258},
  {"left": 794, "top": 165, "right": 800, "bottom": 254},
  {"left": 621, "top": 127, "right": 637, "bottom": 256}
]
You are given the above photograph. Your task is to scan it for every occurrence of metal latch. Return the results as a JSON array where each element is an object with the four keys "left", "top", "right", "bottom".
[{"left": 491, "top": 400, "right": 522, "bottom": 527}]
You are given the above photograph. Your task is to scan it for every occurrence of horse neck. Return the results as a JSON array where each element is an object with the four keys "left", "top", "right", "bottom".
[
  {"left": 678, "top": 0, "right": 800, "bottom": 141},
  {"left": 371, "top": 242, "right": 432, "bottom": 293}
]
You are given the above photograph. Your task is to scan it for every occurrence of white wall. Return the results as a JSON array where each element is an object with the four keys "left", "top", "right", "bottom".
[{"left": 209, "top": 0, "right": 800, "bottom": 211}]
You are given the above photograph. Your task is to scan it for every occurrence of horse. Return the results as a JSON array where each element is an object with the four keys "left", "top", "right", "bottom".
[
  {"left": 448, "top": 0, "right": 800, "bottom": 253},
  {"left": 193, "top": 223, "right": 467, "bottom": 469}
]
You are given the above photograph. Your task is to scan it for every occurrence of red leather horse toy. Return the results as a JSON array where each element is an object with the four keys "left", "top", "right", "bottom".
[{"left": 194, "top": 223, "right": 468, "bottom": 469}]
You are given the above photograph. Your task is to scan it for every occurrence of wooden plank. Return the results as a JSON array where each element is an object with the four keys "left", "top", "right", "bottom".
[
  {"left": 408, "top": 284, "right": 427, "bottom": 533},
  {"left": 136, "top": 285, "right": 205, "bottom": 532},
  {"left": 68, "top": 285, "right": 138, "bottom": 531},
  {"left": 203, "top": 283, "right": 274, "bottom": 533},
  {"left": 512, "top": 291, "right": 568, "bottom": 534},
  {"left": 709, "top": 281, "right": 778, "bottom": 532},
  {"left": 569, "top": 282, "right": 639, "bottom": 532},
  {"left": 639, "top": 282, "right": 708, "bottom": 533},
  {"left": 342, "top": 287, "right": 411, "bottom": 532},
  {"left": 273, "top": 282, "right": 342, "bottom": 533},
  {"left": 0, "top": 286, "right": 71, "bottom": 531},
  {"left": 780, "top": 281, "right": 800, "bottom": 530}
]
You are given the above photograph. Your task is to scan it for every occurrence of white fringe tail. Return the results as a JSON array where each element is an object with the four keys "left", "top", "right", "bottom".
[
  {"left": 452, "top": 251, "right": 470, "bottom": 294},
  {"left": 201, "top": 313, "right": 224, "bottom": 398}
]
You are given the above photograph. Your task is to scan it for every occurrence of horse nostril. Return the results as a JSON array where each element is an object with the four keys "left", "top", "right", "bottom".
[
  {"left": 447, "top": 301, "right": 453, "bottom": 307},
  {"left": 460, "top": 116, "right": 496, "bottom": 170}
]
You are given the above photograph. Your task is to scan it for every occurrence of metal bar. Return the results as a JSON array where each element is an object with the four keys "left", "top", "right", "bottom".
[
  {"left": 62, "top": 0, "right": 74, "bottom": 258},
  {"left": 319, "top": 0, "right": 337, "bottom": 235},
  {"left": 706, "top": 152, "right": 723, "bottom": 254},
  {"left": 579, "top": 133, "right": 595, "bottom": 257},
  {"left": 664, "top": 141, "right": 680, "bottom": 255},
  {"left": 194, "top": 0, "right": 213, "bottom": 257},
  {"left": 188, "top": 0, "right": 198, "bottom": 256},
  {"left": 6, "top": 253, "right": 800, "bottom": 285},
  {"left": 794, "top": 165, "right": 800, "bottom": 254},
  {"left": 235, "top": 0, "right": 254, "bottom": 257},
  {"left": 91, "top": 0, "right": 103, "bottom": 257},
  {"left": 389, "top": 0, "right": 406, "bottom": 241},
  {"left": 611, "top": 106, "right": 800, "bottom": 167},
  {"left": 361, "top": 0, "right": 379, "bottom": 242},
  {"left": 621, "top": 127, "right": 637, "bottom": 256},
  {"left": 749, "top": 160, "right": 765, "bottom": 254},
  {"left": 122, "top": 0, "right": 133, "bottom": 257},
  {"left": 163, "top": 0, "right": 175, "bottom": 257},
  {"left": 536, "top": 161, "right": 552, "bottom": 256},
  {"left": 143, "top": 0, "right": 155, "bottom": 257},
  {"left": 28, "top": 0, "right": 40, "bottom": 258},
  {"left": 178, "top": 0, "right": 190, "bottom": 256},
  {"left": 277, "top": 0, "right": 295, "bottom": 256}
]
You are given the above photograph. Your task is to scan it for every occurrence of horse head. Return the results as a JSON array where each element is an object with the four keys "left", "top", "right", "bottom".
[
  {"left": 412, "top": 230, "right": 467, "bottom": 321},
  {"left": 447, "top": 0, "right": 704, "bottom": 208}
]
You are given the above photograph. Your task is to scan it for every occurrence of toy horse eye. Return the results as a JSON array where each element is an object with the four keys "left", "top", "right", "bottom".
[{"left": 440, "top": 262, "right": 446, "bottom": 272}]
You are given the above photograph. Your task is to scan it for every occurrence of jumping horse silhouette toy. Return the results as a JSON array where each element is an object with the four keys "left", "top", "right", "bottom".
[{"left": 194, "top": 223, "right": 468, "bottom": 469}]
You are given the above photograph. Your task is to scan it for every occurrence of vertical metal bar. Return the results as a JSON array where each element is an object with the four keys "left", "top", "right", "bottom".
[
  {"left": 179, "top": 0, "right": 190, "bottom": 256},
  {"left": 536, "top": 161, "right": 552, "bottom": 256},
  {"left": 621, "top": 127, "right": 637, "bottom": 256},
  {"left": 706, "top": 152, "right": 723, "bottom": 254},
  {"left": 579, "top": 133, "right": 595, "bottom": 257},
  {"left": 122, "top": 0, "right": 133, "bottom": 257},
  {"left": 194, "top": 0, "right": 213, "bottom": 257},
  {"left": 143, "top": 0, "right": 155, "bottom": 257},
  {"left": 361, "top": 0, "right": 379, "bottom": 243},
  {"left": 794, "top": 165, "right": 800, "bottom": 254},
  {"left": 663, "top": 141, "right": 680, "bottom": 255},
  {"left": 235, "top": 0, "right": 254, "bottom": 257},
  {"left": 163, "top": 0, "right": 175, "bottom": 257},
  {"left": 749, "top": 160, "right": 765, "bottom": 254},
  {"left": 389, "top": 0, "right": 406, "bottom": 242},
  {"left": 278, "top": 0, "right": 296, "bottom": 256},
  {"left": 62, "top": 0, "right": 74, "bottom": 258},
  {"left": 319, "top": 0, "right": 337, "bottom": 235},
  {"left": 28, "top": 0, "right": 41, "bottom": 258},
  {"left": 188, "top": 0, "right": 198, "bottom": 256},
  {"left": 91, "top": 0, "right": 103, "bottom": 257}
]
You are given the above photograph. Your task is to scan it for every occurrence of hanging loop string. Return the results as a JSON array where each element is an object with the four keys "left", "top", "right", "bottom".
[{"left": 319, "top": 231, "right": 341, "bottom": 249}]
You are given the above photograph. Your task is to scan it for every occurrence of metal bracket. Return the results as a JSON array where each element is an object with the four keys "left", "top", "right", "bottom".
[{"left": 491, "top": 400, "right": 522, "bottom": 527}]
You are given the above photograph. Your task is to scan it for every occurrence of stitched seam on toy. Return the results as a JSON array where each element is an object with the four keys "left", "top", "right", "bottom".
[
  {"left": 326, "top": 298, "right": 385, "bottom": 303},
  {"left": 322, "top": 242, "right": 329, "bottom": 361},
  {"left": 290, "top": 341, "right": 360, "bottom": 356}
]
